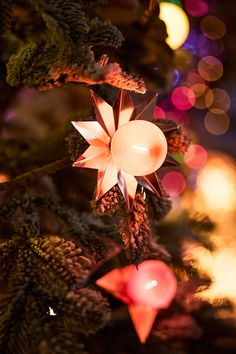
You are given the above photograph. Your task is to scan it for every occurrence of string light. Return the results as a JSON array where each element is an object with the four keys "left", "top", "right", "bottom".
[{"left": 159, "top": 1, "right": 190, "bottom": 50}]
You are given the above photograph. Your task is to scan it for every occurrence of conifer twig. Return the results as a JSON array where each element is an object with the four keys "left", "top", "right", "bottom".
[{"left": 0, "top": 157, "right": 71, "bottom": 192}]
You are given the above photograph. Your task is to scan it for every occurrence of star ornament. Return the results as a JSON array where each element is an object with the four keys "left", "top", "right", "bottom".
[
  {"left": 96, "top": 260, "right": 177, "bottom": 343},
  {"left": 72, "top": 89, "right": 178, "bottom": 210}
]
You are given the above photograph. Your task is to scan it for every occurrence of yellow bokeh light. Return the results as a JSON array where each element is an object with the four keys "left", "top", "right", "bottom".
[
  {"left": 196, "top": 157, "right": 236, "bottom": 212},
  {"left": 187, "top": 242, "right": 236, "bottom": 305},
  {"left": 159, "top": 2, "right": 190, "bottom": 50}
]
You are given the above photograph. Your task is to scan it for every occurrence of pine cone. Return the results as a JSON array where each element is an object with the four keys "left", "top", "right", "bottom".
[
  {"left": 92, "top": 185, "right": 123, "bottom": 216},
  {"left": 167, "top": 130, "right": 190, "bottom": 155},
  {"left": 0, "top": 0, "right": 13, "bottom": 37},
  {"left": 118, "top": 191, "right": 151, "bottom": 265}
]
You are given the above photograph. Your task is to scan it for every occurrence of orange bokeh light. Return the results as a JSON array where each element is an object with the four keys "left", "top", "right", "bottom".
[
  {"left": 206, "top": 88, "right": 231, "bottom": 114},
  {"left": 198, "top": 56, "right": 223, "bottom": 81},
  {"left": 204, "top": 111, "right": 230, "bottom": 135},
  {"left": 191, "top": 83, "right": 214, "bottom": 110},
  {"left": 201, "top": 16, "right": 226, "bottom": 40}
]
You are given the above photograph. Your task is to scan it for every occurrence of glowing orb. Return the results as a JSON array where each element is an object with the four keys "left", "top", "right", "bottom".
[
  {"left": 159, "top": 2, "right": 190, "bottom": 50},
  {"left": 162, "top": 171, "right": 186, "bottom": 196},
  {"left": 185, "top": 0, "right": 209, "bottom": 17},
  {"left": 185, "top": 144, "right": 208, "bottom": 170},
  {"left": 204, "top": 111, "right": 230, "bottom": 136},
  {"left": 171, "top": 86, "right": 195, "bottom": 110},
  {"left": 126, "top": 260, "right": 177, "bottom": 309},
  {"left": 198, "top": 56, "right": 223, "bottom": 81},
  {"left": 111, "top": 120, "right": 168, "bottom": 176}
]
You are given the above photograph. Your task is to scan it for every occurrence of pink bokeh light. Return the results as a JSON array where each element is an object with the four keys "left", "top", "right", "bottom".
[
  {"left": 184, "top": 144, "right": 208, "bottom": 170},
  {"left": 154, "top": 105, "right": 166, "bottom": 119},
  {"left": 162, "top": 171, "right": 186, "bottom": 197},
  {"left": 171, "top": 87, "right": 195, "bottom": 111},
  {"left": 185, "top": 0, "right": 209, "bottom": 17}
]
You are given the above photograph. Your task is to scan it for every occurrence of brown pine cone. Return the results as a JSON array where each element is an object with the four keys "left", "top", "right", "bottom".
[
  {"left": 167, "top": 129, "right": 190, "bottom": 155},
  {"left": 118, "top": 191, "right": 151, "bottom": 265},
  {"left": 92, "top": 185, "right": 123, "bottom": 217}
]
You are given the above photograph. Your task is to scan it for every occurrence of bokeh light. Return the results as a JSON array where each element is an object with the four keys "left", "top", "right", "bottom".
[
  {"left": 197, "top": 36, "right": 225, "bottom": 58},
  {"left": 162, "top": 171, "right": 186, "bottom": 197},
  {"left": 201, "top": 16, "right": 226, "bottom": 40},
  {"left": 206, "top": 88, "right": 231, "bottom": 113},
  {"left": 186, "top": 241, "right": 236, "bottom": 305},
  {"left": 184, "top": 144, "right": 208, "bottom": 170},
  {"left": 154, "top": 106, "right": 166, "bottom": 119},
  {"left": 198, "top": 56, "right": 223, "bottom": 81},
  {"left": 196, "top": 157, "right": 236, "bottom": 211},
  {"left": 204, "top": 111, "right": 230, "bottom": 135},
  {"left": 0, "top": 173, "right": 10, "bottom": 183},
  {"left": 165, "top": 109, "right": 190, "bottom": 126},
  {"left": 191, "top": 83, "right": 213, "bottom": 110},
  {"left": 171, "top": 86, "right": 195, "bottom": 110},
  {"left": 187, "top": 71, "right": 206, "bottom": 86},
  {"left": 185, "top": 0, "right": 209, "bottom": 17},
  {"left": 159, "top": 2, "right": 190, "bottom": 50}
]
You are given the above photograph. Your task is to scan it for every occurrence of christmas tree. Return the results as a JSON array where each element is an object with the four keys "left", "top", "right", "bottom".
[{"left": 0, "top": 1, "right": 236, "bottom": 353}]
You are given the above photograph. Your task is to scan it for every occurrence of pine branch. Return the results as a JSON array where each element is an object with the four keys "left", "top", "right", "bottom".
[
  {"left": 0, "top": 0, "right": 13, "bottom": 37},
  {"left": 33, "top": 196, "right": 109, "bottom": 261},
  {"left": 0, "top": 157, "right": 70, "bottom": 192},
  {"left": 39, "top": 320, "right": 88, "bottom": 354},
  {"left": 6, "top": 0, "right": 145, "bottom": 92},
  {"left": 0, "top": 282, "right": 29, "bottom": 354},
  {"left": 88, "top": 18, "right": 124, "bottom": 47}
]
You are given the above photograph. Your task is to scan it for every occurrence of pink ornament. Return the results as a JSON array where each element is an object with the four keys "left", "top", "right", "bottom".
[
  {"left": 126, "top": 260, "right": 177, "bottom": 309},
  {"left": 111, "top": 120, "right": 168, "bottom": 176},
  {"left": 96, "top": 260, "right": 177, "bottom": 343}
]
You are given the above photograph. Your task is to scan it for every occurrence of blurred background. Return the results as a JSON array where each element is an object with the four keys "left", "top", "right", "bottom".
[{"left": 1, "top": 0, "right": 236, "bottom": 314}]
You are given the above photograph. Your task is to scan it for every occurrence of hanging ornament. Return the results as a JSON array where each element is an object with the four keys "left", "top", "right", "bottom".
[
  {"left": 159, "top": 0, "right": 190, "bottom": 50},
  {"left": 72, "top": 89, "right": 179, "bottom": 210},
  {"left": 96, "top": 260, "right": 177, "bottom": 343}
]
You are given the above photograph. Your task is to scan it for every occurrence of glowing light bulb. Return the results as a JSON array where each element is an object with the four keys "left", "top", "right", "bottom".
[
  {"left": 159, "top": 1, "right": 190, "bottom": 50},
  {"left": 126, "top": 260, "right": 177, "bottom": 309},
  {"left": 111, "top": 120, "right": 168, "bottom": 176}
]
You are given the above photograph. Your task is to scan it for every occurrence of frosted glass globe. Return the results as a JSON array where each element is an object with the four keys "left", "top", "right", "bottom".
[
  {"left": 126, "top": 260, "right": 177, "bottom": 309},
  {"left": 110, "top": 120, "right": 167, "bottom": 176}
]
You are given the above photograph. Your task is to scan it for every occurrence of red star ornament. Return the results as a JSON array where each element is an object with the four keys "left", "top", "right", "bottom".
[
  {"left": 96, "top": 260, "right": 177, "bottom": 343},
  {"left": 72, "top": 89, "right": 178, "bottom": 210}
]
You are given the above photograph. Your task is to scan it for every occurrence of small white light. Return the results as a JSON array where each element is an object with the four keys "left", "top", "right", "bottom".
[
  {"left": 144, "top": 280, "right": 158, "bottom": 290},
  {"left": 49, "top": 307, "right": 56, "bottom": 316}
]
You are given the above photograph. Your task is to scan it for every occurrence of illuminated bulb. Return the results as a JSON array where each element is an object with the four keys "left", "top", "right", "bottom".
[
  {"left": 111, "top": 120, "right": 168, "bottom": 176},
  {"left": 126, "top": 260, "right": 177, "bottom": 309},
  {"left": 159, "top": 1, "right": 190, "bottom": 50}
]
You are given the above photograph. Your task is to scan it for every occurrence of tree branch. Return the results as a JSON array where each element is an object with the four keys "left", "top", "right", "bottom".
[{"left": 0, "top": 157, "right": 71, "bottom": 192}]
